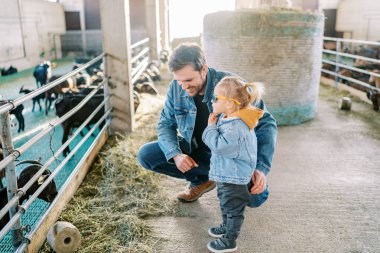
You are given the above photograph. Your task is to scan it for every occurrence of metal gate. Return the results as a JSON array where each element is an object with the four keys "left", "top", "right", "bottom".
[
  {"left": 0, "top": 54, "right": 111, "bottom": 252},
  {"left": 0, "top": 36, "right": 154, "bottom": 252}
]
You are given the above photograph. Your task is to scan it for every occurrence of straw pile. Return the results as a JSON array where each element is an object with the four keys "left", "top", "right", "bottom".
[{"left": 40, "top": 93, "right": 186, "bottom": 253}]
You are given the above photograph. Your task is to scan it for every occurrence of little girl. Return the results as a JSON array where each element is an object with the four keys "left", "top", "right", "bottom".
[{"left": 202, "top": 76, "right": 264, "bottom": 252}]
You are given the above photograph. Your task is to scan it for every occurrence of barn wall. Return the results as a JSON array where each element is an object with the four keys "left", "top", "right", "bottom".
[
  {"left": 61, "top": 0, "right": 92, "bottom": 55},
  {"left": 235, "top": 0, "right": 260, "bottom": 9},
  {"left": 130, "top": 0, "right": 148, "bottom": 43},
  {"left": 0, "top": 0, "right": 65, "bottom": 71},
  {"left": 0, "top": 0, "right": 24, "bottom": 63},
  {"left": 336, "top": 0, "right": 380, "bottom": 41},
  {"left": 59, "top": 0, "right": 167, "bottom": 55},
  {"left": 60, "top": 0, "right": 83, "bottom": 11},
  {"left": 319, "top": 0, "right": 340, "bottom": 9}
]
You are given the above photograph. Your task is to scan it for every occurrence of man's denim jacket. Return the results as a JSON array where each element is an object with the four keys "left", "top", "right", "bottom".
[
  {"left": 202, "top": 116, "right": 258, "bottom": 185},
  {"left": 157, "top": 67, "right": 278, "bottom": 175}
]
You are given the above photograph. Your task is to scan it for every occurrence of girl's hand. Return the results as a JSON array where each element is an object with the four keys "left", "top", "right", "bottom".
[{"left": 208, "top": 113, "right": 218, "bottom": 125}]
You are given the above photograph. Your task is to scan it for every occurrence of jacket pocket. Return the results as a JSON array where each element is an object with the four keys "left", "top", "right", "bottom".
[
  {"left": 174, "top": 107, "right": 188, "bottom": 134},
  {"left": 236, "top": 132, "right": 254, "bottom": 165}
]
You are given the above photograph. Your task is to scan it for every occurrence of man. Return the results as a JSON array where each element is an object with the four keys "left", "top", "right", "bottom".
[{"left": 137, "top": 43, "right": 277, "bottom": 205}]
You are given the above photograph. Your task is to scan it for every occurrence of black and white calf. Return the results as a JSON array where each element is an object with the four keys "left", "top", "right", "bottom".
[
  {"left": 0, "top": 99, "right": 25, "bottom": 132},
  {"left": 33, "top": 61, "right": 51, "bottom": 88},
  {"left": 55, "top": 93, "right": 105, "bottom": 156},
  {"left": 10, "top": 104, "right": 25, "bottom": 133},
  {"left": 19, "top": 86, "right": 45, "bottom": 112},
  {"left": 0, "top": 161, "right": 58, "bottom": 230},
  {"left": 367, "top": 90, "right": 380, "bottom": 111}
]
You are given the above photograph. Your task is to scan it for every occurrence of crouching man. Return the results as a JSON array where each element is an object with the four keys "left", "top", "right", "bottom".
[{"left": 137, "top": 43, "right": 277, "bottom": 205}]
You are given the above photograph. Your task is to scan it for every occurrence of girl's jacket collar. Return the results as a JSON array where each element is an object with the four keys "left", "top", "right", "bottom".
[{"left": 230, "top": 107, "right": 264, "bottom": 130}]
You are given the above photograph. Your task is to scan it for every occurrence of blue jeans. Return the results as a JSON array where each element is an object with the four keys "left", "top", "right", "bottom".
[
  {"left": 137, "top": 141, "right": 210, "bottom": 186},
  {"left": 137, "top": 141, "right": 269, "bottom": 207}
]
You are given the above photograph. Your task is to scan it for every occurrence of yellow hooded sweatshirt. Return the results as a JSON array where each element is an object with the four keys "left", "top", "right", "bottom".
[{"left": 231, "top": 107, "right": 264, "bottom": 130}]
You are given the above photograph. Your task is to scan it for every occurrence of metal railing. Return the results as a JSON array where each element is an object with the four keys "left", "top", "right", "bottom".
[
  {"left": 130, "top": 38, "right": 150, "bottom": 84},
  {"left": 321, "top": 37, "right": 380, "bottom": 93},
  {"left": 0, "top": 54, "right": 104, "bottom": 115},
  {"left": 0, "top": 37, "right": 152, "bottom": 252},
  {"left": 0, "top": 53, "right": 111, "bottom": 250}
]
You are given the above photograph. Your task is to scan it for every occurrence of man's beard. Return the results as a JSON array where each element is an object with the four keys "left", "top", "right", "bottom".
[{"left": 197, "top": 74, "right": 207, "bottom": 95}]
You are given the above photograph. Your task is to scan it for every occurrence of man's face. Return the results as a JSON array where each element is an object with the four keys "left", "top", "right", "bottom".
[{"left": 173, "top": 64, "right": 207, "bottom": 97}]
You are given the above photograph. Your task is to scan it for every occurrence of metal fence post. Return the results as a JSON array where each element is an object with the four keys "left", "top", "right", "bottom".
[
  {"left": 334, "top": 39, "right": 341, "bottom": 87},
  {"left": 0, "top": 101, "right": 23, "bottom": 247}
]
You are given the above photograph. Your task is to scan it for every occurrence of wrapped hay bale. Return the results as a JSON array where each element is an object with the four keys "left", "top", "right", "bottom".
[{"left": 203, "top": 9, "right": 324, "bottom": 125}]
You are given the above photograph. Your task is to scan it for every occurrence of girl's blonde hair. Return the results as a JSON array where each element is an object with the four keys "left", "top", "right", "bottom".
[{"left": 216, "top": 76, "right": 264, "bottom": 109}]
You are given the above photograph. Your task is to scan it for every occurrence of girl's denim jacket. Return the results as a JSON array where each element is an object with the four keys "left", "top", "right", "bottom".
[
  {"left": 157, "top": 67, "right": 277, "bottom": 176},
  {"left": 202, "top": 108, "right": 263, "bottom": 185}
]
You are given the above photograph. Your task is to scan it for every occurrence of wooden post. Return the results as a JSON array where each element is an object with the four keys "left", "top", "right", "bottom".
[
  {"left": 99, "top": 0, "right": 135, "bottom": 133},
  {"left": 159, "top": 0, "right": 170, "bottom": 50},
  {"left": 145, "top": 0, "right": 160, "bottom": 60}
]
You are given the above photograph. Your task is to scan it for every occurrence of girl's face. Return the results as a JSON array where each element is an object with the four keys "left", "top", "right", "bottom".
[{"left": 212, "top": 86, "right": 229, "bottom": 115}]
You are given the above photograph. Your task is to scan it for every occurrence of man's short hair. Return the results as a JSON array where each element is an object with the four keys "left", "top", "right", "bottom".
[{"left": 168, "top": 43, "right": 206, "bottom": 72}]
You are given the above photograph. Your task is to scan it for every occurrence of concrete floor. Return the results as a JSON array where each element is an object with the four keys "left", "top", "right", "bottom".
[{"left": 147, "top": 84, "right": 380, "bottom": 253}]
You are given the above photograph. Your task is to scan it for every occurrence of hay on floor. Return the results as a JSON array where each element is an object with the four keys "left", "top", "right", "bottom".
[{"left": 40, "top": 93, "right": 186, "bottom": 253}]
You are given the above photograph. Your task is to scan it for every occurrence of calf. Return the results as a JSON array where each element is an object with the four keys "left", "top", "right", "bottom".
[
  {"left": 135, "top": 72, "right": 153, "bottom": 85},
  {"left": 134, "top": 82, "right": 159, "bottom": 95},
  {"left": 78, "top": 86, "right": 104, "bottom": 96},
  {"left": 367, "top": 90, "right": 380, "bottom": 111},
  {"left": 72, "top": 64, "right": 92, "bottom": 86},
  {"left": 0, "top": 146, "right": 2, "bottom": 160},
  {"left": 160, "top": 49, "right": 169, "bottom": 64},
  {"left": 55, "top": 93, "right": 105, "bottom": 156},
  {"left": 1, "top": 66, "right": 17, "bottom": 76},
  {"left": 0, "top": 162, "right": 57, "bottom": 229},
  {"left": 146, "top": 61, "right": 161, "bottom": 81},
  {"left": 0, "top": 146, "right": 3, "bottom": 188},
  {"left": 0, "top": 99, "right": 24, "bottom": 132},
  {"left": 90, "top": 70, "right": 104, "bottom": 86},
  {"left": 8, "top": 103, "right": 25, "bottom": 133},
  {"left": 133, "top": 90, "right": 140, "bottom": 111},
  {"left": 321, "top": 63, "right": 335, "bottom": 79},
  {"left": 19, "top": 86, "right": 45, "bottom": 112},
  {"left": 45, "top": 75, "right": 79, "bottom": 115},
  {"left": 33, "top": 62, "right": 51, "bottom": 88},
  {"left": 369, "top": 70, "right": 380, "bottom": 89}
]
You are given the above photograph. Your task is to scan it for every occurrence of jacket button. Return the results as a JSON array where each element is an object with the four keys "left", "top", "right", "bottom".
[{"left": 190, "top": 127, "right": 193, "bottom": 130}]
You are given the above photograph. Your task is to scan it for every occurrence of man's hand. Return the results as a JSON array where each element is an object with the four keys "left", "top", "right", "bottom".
[
  {"left": 208, "top": 113, "right": 218, "bottom": 125},
  {"left": 250, "top": 170, "right": 266, "bottom": 194},
  {"left": 173, "top": 154, "right": 198, "bottom": 173}
]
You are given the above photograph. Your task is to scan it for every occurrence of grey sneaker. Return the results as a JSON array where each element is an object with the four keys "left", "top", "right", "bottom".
[
  {"left": 208, "top": 223, "right": 226, "bottom": 238},
  {"left": 207, "top": 236, "right": 237, "bottom": 253}
]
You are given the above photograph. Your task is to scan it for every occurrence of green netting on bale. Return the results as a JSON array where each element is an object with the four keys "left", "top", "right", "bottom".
[{"left": 203, "top": 8, "right": 324, "bottom": 125}]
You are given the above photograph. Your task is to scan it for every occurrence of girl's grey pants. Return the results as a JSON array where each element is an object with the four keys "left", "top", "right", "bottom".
[{"left": 217, "top": 182, "right": 251, "bottom": 240}]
